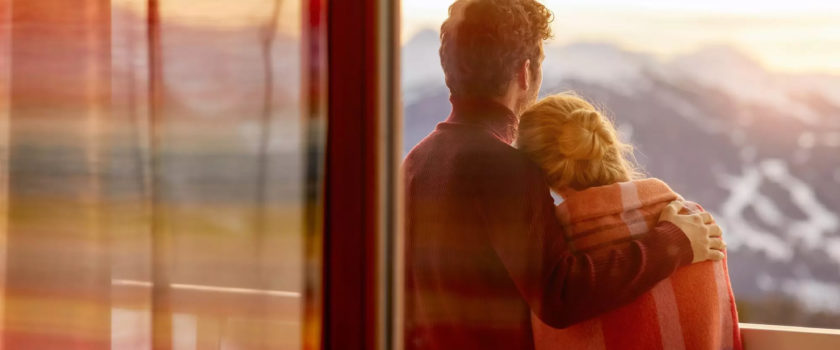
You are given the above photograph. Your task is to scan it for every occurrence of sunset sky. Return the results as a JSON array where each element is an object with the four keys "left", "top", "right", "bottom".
[{"left": 403, "top": 0, "right": 840, "bottom": 74}]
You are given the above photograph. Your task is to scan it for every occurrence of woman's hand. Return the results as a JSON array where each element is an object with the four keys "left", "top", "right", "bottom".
[{"left": 659, "top": 200, "right": 726, "bottom": 263}]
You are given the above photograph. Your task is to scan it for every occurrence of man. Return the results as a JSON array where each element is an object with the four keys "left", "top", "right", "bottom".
[{"left": 402, "top": 1, "right": 727, "bottom": 349}]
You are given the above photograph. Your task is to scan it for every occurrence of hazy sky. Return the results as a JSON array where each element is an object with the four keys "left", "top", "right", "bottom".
[
  {"left": 403, "top": 0, "right": 840, "bottom": 74},
  {"left": 111, "top": 0, "right": 840, "bottom": 74}
]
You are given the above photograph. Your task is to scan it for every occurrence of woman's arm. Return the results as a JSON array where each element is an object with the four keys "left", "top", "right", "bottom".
[{"left": 479, "top": 162, "right": 722, "bottom": 328}]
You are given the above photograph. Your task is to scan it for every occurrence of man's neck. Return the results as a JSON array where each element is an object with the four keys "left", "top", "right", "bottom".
[{"left": 491, "top": 95, "right": 520, "bottom": 119}]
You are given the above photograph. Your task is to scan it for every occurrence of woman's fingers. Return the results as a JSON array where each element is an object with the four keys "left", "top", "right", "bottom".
[
  {"left": 708, "top": 223, "right": 723, "bottom": 238},
  {"left": 709, "top": 237, "right": 726, "bottom": 251},
  {"left": 707, "top": 250, "right": 725, "bottom": 261},
  {"left": 699, "top": 212, "right": 714, "bottom": 224},
  {"left": 662, "top": 200, "right": 685, "bottom": 218}
]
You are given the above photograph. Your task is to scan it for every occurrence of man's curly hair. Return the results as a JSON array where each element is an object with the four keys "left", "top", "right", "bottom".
[{"left": 440, "top": 0, "right": 553, "bottom": 98}]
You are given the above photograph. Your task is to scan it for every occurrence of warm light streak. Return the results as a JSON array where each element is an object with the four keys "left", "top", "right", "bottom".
[{"left": 111, "top": 279, "right": 303, "bottom": 298}]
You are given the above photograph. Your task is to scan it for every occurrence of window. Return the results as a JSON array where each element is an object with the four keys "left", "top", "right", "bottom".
[
  {"left": 401, "top": 0, "right": 840, "bottom": 329},
  {"left": 0, "top": 0, "right": 324, "bottom": 348}
]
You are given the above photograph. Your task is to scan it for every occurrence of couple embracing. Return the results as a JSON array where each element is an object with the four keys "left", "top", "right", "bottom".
[{"left": 403, "top": 1, "right": 742, "bottom": 349}]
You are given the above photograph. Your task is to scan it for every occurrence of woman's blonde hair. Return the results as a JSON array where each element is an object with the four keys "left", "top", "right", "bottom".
[{"left": 517, "top": 93, "right": 643, "bottom": 191}]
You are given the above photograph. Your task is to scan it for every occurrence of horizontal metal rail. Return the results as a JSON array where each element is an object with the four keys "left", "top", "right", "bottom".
[
  {"left": 112, "top": 281, "right": 840, "bottom": 350},
  {"left": 740, "top": 322, "right": 840, "bottom": 350}
]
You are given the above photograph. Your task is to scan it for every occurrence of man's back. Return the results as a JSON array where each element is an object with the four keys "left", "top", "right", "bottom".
[{"left": 403, "top": 102, "right": 546, "bottom": 349}]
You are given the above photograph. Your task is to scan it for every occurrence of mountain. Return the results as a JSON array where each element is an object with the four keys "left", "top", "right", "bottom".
[{"left": 402, "top": 31, "right": 840, "bottom": 327}]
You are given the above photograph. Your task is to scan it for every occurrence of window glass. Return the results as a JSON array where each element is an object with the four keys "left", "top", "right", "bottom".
[
  {"left": 1, "top": 0, "right": 317, "bottom": 348},
  {"left": 401, "top": 0, "right": 840, "bottom": 329}
]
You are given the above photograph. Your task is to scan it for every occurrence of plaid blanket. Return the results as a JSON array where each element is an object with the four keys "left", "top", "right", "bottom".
[{"left": 532, "top": 178, "right": 742, "bottom": 350}]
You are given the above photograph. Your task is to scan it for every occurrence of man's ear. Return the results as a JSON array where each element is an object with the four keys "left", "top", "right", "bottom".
[{"left": 519, "top": 59, "right": 532, "bottom": 91}]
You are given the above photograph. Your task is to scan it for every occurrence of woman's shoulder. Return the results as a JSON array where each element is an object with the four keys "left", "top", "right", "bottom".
[
  {"left": 633, "top": 178, "right": 709, "bottom": 213},
  {"left": 631, "top": 178, "right": 678, "bottom": 202},
  {"left": 557, "top": 178, "right": 677, "bottom": 204},
  {"left": 555, "top": 178, "right": 683, "bottom": 219}
]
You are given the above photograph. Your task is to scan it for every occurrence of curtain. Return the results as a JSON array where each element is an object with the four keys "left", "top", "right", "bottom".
[{"left": 0, "top": 0, "right": 311, "bottom": 349}]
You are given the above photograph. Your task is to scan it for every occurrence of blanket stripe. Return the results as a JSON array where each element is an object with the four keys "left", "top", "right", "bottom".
[
  {"left": 532, "top": 179, "right": 742, "bottom": 350},
  {"left": 715, "top": 262, "right": 734, "bottom": 350},
  {"left": 619, "top": 181, "right": 649, "bottom": 237},
  {"left": 653, "top": 279, "right": 686, "bottom": 350}
]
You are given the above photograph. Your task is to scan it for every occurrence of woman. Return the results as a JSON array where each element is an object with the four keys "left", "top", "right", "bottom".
[{"left": 517, "top": 93, "right": 742, "bottom": 350}]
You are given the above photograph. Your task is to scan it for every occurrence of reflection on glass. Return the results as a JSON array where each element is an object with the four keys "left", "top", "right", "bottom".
[{"left": 1, "top": 0, "right": 311, "bottom": 348}]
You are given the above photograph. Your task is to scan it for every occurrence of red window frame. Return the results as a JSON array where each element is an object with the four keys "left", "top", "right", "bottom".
[{"left": 321, "top": 0, "right": 400, "bottom": 349}]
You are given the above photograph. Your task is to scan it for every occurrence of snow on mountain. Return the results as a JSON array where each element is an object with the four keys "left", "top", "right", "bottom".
[
  {"left": 715, "top": 163, "right": 793, "bottom": 262},
  {"left": 716, "top": 159, "right": 840, "bottom": 264},
  {"left": 791, "top": 74, "right": 840, "bottom": 124},
  {"left": 542, "top": 43, "right": 658, "bottom": 96},
  {"left": 667, "top": 46, "right": 822, "bottom": 125}
]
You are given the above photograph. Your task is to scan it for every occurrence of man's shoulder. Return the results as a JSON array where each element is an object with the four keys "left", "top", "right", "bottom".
[{"left": 404, "top": 127, "right": 545, "bottom": 182}]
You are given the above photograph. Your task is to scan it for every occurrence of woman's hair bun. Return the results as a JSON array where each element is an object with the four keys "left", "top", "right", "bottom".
[
  {"left": 561, "top": 108, "right": 613, "bottom": 160},
  {"left": 516, "top": 92, "right": 642, "bottom": 191}
]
